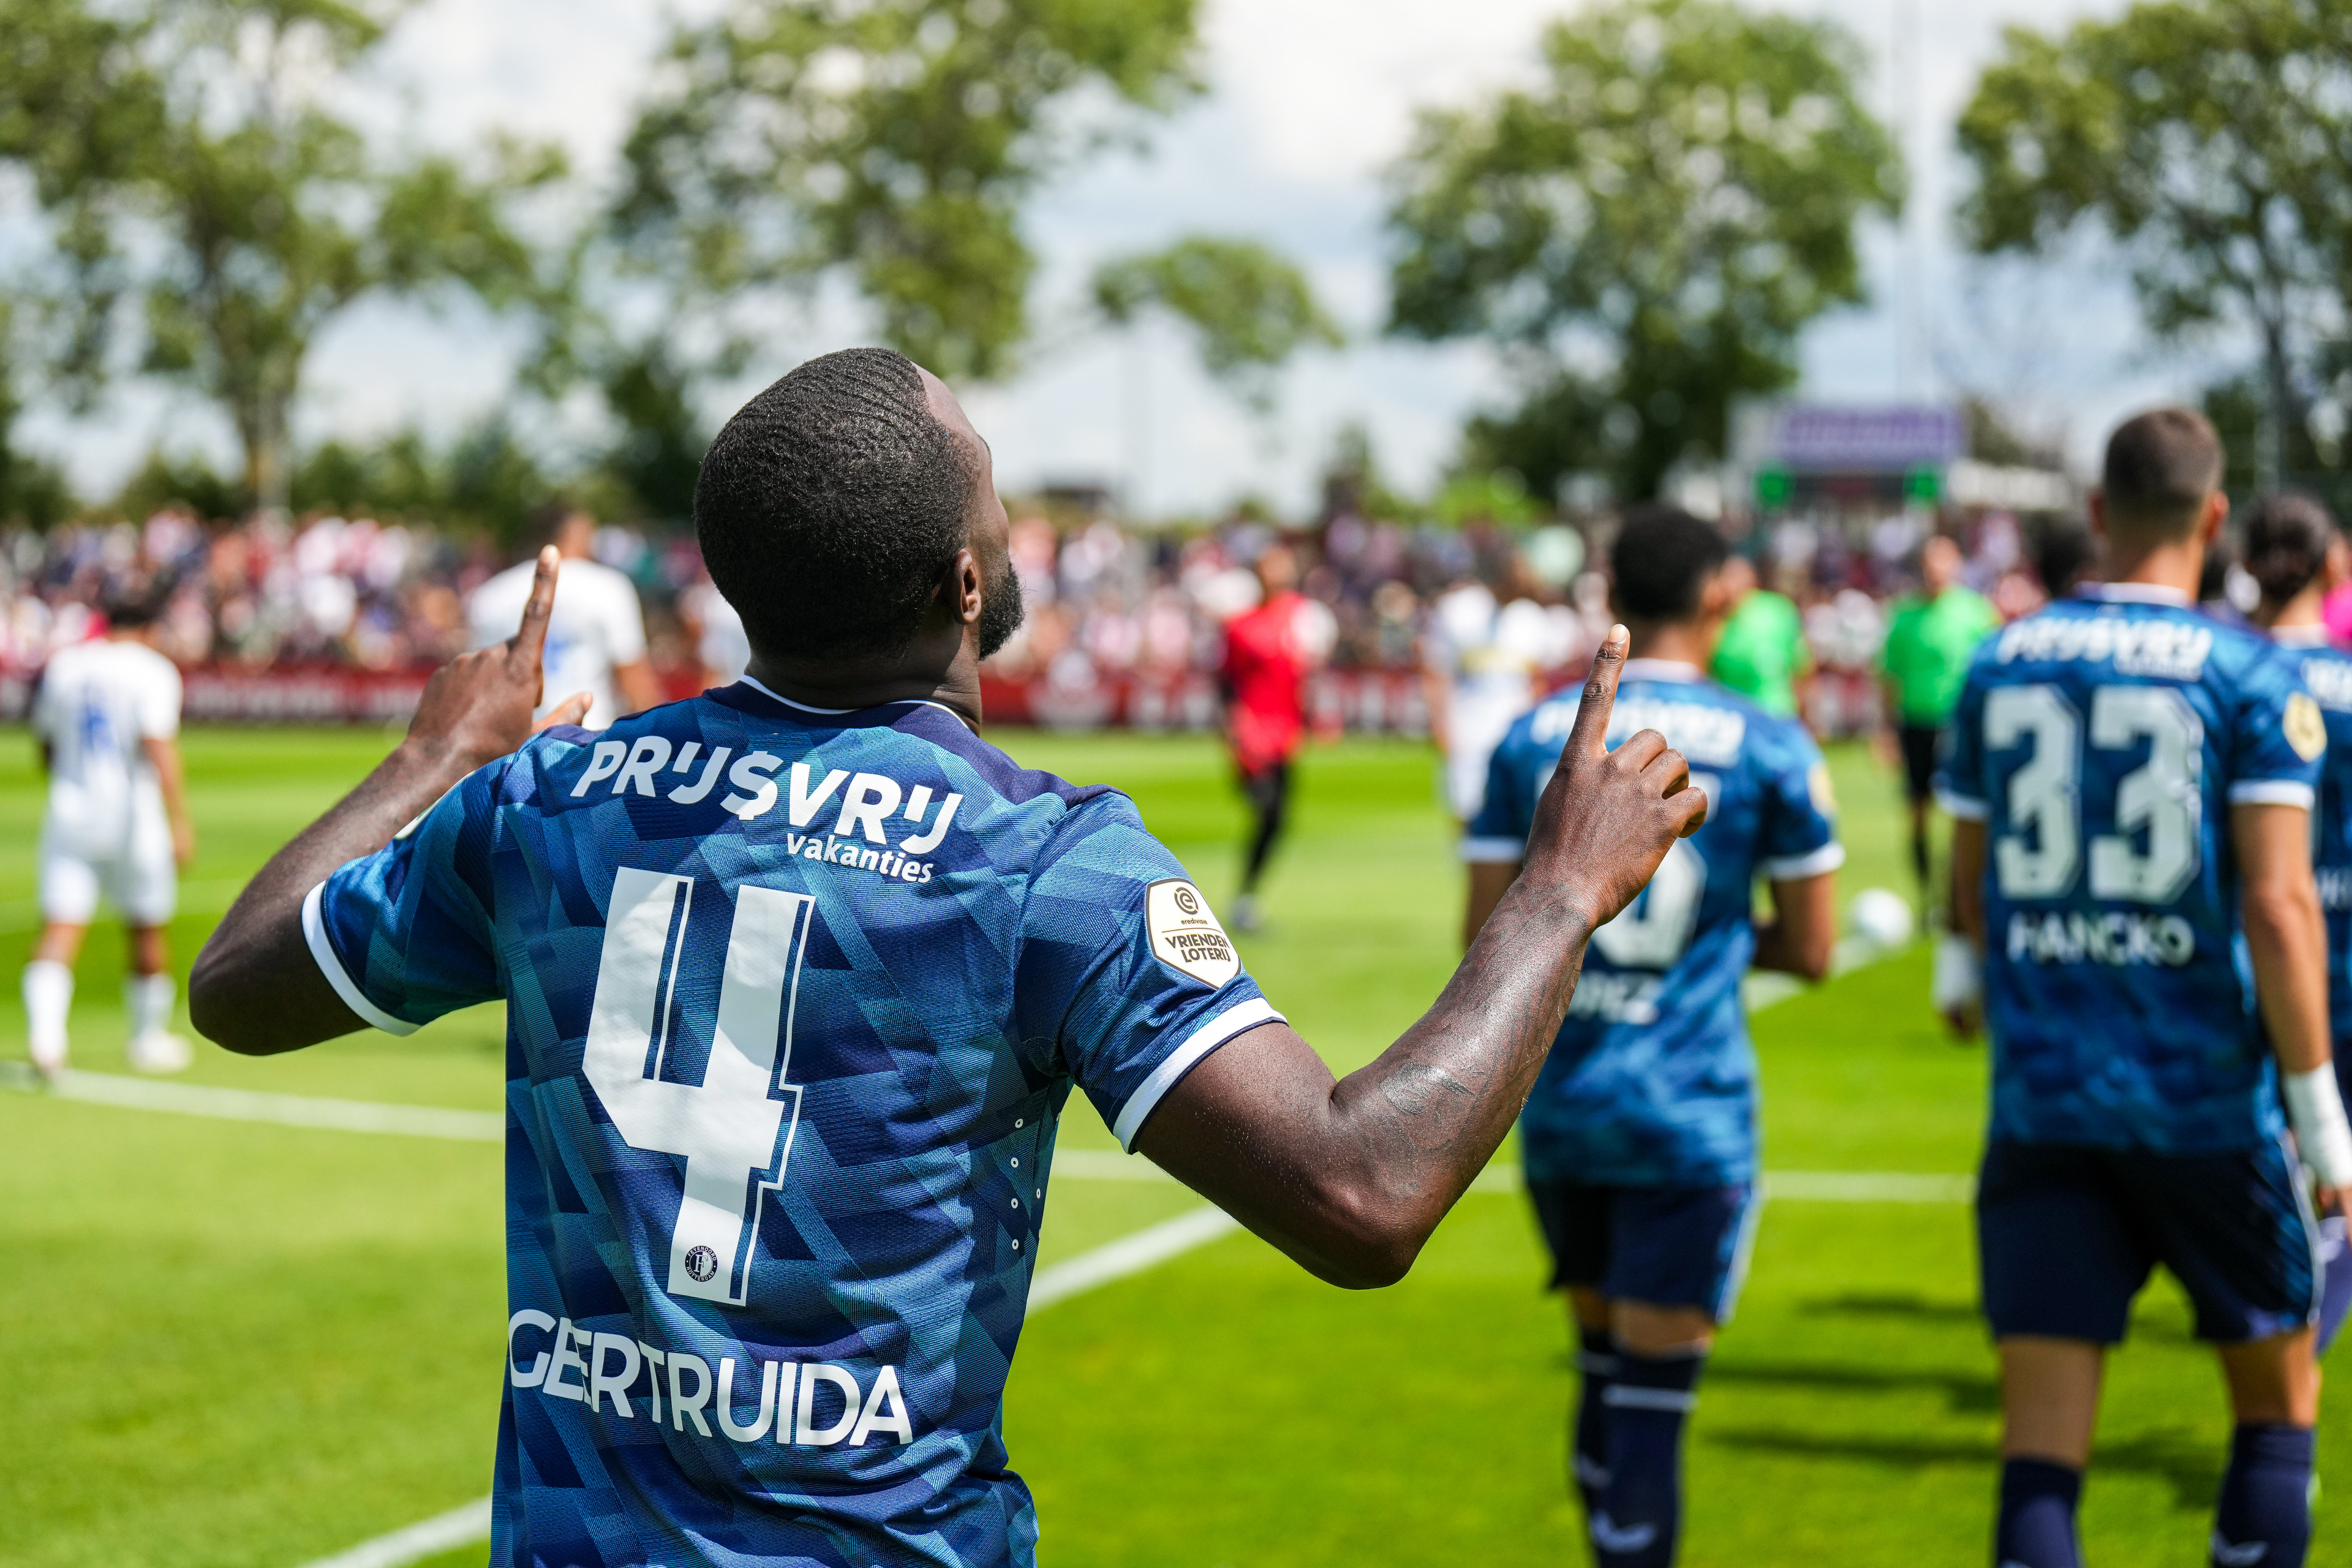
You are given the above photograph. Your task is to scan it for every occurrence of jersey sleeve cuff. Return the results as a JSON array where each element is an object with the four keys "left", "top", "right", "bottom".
[
  {"left": 1110, "top": 996, "right": 1284, "bottom": 1152},
  {"left": 1458, "top": 835, "right": 1527, "bottom": 864},
  {"left": 2230, "top": 780, "right": 2318, "bottom": 809},
  {"left": 1935, "top": 789, "right": 1989, "bottom": 821},
  {"left": 302, "top": 881, "right": 420, "bottom": 1037},
  {"left": 1761, "top": 842, "right": 1846, "bottom": 880}
]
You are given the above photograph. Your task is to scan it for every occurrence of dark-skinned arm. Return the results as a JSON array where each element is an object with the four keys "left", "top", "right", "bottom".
[
  {"left": 1134, "top": 630, "right": 1706, "bottom": 1289},
  {"left": 189, "top": 549, "right": 589, "bottom": 1055},
  {"left": 1751, "top": 872, "right": 1837, "bottom": 981}
]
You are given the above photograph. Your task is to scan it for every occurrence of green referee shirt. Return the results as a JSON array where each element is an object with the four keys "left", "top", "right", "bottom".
[
  {"left": 1880, "top": 585, "right": 2000, "bottom": 725},
  {"left": 1711, "top": 589, "right": 1809, "bottom": 717}
]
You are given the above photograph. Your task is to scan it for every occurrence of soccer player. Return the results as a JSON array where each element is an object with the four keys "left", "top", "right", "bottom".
[
  {"left": 1707, "top": 552, "right": 1811, "bottom": 722},
  {"left": 2244, "top": 492, "right": 2352, "bottom": 1351},
  {"left": 1879, "top": 533, "right": 2002, "bottom": 890},
  {"left": 1423, "top": 560, "right": 1561, "bottom": 824},
  {"left": 1217, "top": 540, "right": 1333, "bottom": 932},
  {"left": 189, "top": 348, "right": 1705, "bottom": 1568},
  {"left": 1462, "top": 504, "right": 1841, "bottom": 1568},
  {"left": 23, "top": 580, "right": 197, "bottom": 1079},
  {"left": 1937, "top": 409, "right": 2352, "bottom": 1568},
  {"left": 467, "top": 501, "right": 664, "bottom": 729}
]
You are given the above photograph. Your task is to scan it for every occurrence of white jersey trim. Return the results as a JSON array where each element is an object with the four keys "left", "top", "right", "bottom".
[
  {"left": 2231, "top": 780, "right": 2318, "bottom": 809},
  {"left": 737, "top": 675, "right": 966, "bottom": 726},
  {"left": 2078, "top": 582, "right": 2192, "bottom": 607},
  {"left": 2273, "top": 624, "right": 2332, "bottom": 649},
  {"left": 1936, "top": 789, "right": 1989, "bottom": 821},
  {"left": 1460, "top": 835, "right": 1527, "bottom": 864},
  {"left": 1760, "top": 842, "right": 1846, "bottom": 880},
  {"left": 1112, "top": 996, "right": 1284, "bottom": 1152},
  {"left": 302, "top": 881, "right": 421, "bottom": 1037}
]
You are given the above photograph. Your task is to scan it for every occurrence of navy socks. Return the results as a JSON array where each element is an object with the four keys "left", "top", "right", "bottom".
[
  {"left": 1995, "top": 1458, "right": 2082, "bottom": 1568},
  {"left": 2212, "top": 1423, "right": 2314, "bottom": 1568},
  {"left": 1572, "top": 1328, "right": 1616, "bottom": 1513},
  {"left": 1589, "top": 1346, "right": 1703, "bottom": 1567}
]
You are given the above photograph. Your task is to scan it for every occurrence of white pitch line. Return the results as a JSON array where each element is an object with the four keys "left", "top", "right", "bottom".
[
  {"left": 287, "top": 1204, "right": 1241, "bottom": 1568},
  {"left": 293, "top": 1498, "right": 493, "bottom": 1568},
  {"left": 0, "top": 1063, "right": 503, "bottom": 1142}
]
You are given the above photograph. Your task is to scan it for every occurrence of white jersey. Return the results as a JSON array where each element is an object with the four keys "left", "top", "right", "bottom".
[
  {"left": 1426, "top": 584, "right": 1569, "bottom": 820},
  {"left": 468, "top": 556, "right": 648, "bottom": 730},
  {"left": 34, "top": 638, "right": 181, "bottom": 850}
]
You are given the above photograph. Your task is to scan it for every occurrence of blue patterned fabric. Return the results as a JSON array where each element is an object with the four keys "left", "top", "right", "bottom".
[
  {"left": 1939, "top": 588, "right": 2324, "bottom": 1153},
  {"left": 2277, "top": 630, "right": 2352, "bottom": 1069},
  {"left": 1466, "top": 661, "right": 1843, "bottom": 1187},
  {"left": 304, "top": 681, "right": 1278, "bottom": 1567}
]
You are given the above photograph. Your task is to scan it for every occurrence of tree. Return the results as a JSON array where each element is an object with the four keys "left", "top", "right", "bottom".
[
  {"left": 613, "top": 0, "right": 1202, "bottom": 383},
  {"left": 1385, "top": 0, "right": 1898, "bottom": 503},
  {"left": 0, "top": 0, "right": 560, "bottom": 513},
  {"left": 1958, "top": 0, "right": 2352, "bottom": 488},
  {"left": 1090, "top": 236, "right": 1343, "bottom": 411}
]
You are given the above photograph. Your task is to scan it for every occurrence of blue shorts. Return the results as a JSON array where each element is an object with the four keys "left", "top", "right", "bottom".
[
  {"left": 1526, "top": 1178, "right": 1760, "bottom": 1323},
  {"left": 1977, "top": 1137, "right": 2320, "bottom": 1345}
]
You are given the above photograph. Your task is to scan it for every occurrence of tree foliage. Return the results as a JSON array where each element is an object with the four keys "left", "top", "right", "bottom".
[
  {"left": 1958, "top": 0, "right": 2352, "bottom": 486},
  {"left": 615, "top": 0, "right": 1202, "bottom": 383},
  {"left": 0, "top": 0, "right": 560, "bottom": 512},
  {"left": 1091, "top": 236, "right": 1341, "bottom": 409},
  {"left": 1385, "top": 0, "right": 1898, "bottom": 503}
]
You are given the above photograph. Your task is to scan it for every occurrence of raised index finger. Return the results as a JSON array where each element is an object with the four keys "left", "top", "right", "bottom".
[
  {"left": 1564, "top": 624, "right": 1629, "bottom": 758},
  {"left": 510, "top": 545, "right": 560, "bottom": 662}
]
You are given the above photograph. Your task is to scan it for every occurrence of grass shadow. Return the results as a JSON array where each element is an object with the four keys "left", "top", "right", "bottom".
[
  {"left": 1801, "top": 1290, "right": 1980, "bottom": 1326},
  {"left": 1706, "top": 1425, "right": 2222, "bottom": 1512},
  {"left": 1706, "top": 1359, "right": 1999, "bottom": 1415}
]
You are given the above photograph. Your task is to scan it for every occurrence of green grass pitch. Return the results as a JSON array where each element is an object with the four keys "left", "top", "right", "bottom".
[{"left": 1, "top": 722, "right": 2345, "bottom": 1566}]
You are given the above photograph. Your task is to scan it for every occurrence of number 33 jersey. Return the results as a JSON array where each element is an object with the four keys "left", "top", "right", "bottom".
[
  {"left": 1466, "top": 659, "right": 1844, "bottom": 1188},
  {"left": 304, "top": 682, "right": 1280, "bottom": 1568},
  {"left": 1939, "top": 585, "right": 2325, "bottom": 1153}
]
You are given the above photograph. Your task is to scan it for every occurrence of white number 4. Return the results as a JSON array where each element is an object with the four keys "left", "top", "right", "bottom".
[{"left": 582, "top": 867, "right": 813, "bottom": 1306}]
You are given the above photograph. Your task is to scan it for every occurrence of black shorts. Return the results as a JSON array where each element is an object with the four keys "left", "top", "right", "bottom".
[
  {"left": 1899, "top": 723, "right": 1945, "bottom": 804},
  {"left": 1527, "top": 1177, "right": 1760, "bottom": 1323},
  {"left": 1976, "top": 1138, "right": 2320, "bottom": 1344}
]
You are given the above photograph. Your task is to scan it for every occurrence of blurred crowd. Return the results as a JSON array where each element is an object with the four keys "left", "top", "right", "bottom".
[{"left": 0, "top": 497, "right": 2076, "bottom": 741}]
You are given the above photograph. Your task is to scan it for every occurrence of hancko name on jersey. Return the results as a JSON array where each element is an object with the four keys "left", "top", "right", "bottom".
[
  {"left": 2005, "top": 910, "right": 2197, "bottom": 967},
  {"left": 1994, "top": 616, "right": 2213, "bottom": 680},
  {"left": 1529, "top": 695, "right": 1748, "bottom": 767},
  {"left": 507, "top": 1310, "right": 914, "bottom": 1448}
]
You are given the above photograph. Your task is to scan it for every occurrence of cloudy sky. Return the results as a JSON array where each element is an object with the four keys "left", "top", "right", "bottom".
[{"left": 21, "top": 0, "right": 2199, "bottom": 516}]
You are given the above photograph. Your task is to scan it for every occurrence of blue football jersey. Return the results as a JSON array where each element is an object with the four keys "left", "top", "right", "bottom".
[
  {"left": 1464, "top": 660, "right": 1843, "bottom": 1187},
  {"left": 303, "top": 680, "right": 1281, "bottom": 1568},
  {"left": 1939, "top": 586, "right": 2326, "bottom": 1153},
  {"left": 2275, "top": 626, "right": 2352, "bottom": 1067}
]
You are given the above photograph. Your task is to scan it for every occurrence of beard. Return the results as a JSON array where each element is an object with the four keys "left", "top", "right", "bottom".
[{"left": 976, "top": 553, "right": 1025, "bottom": 660}]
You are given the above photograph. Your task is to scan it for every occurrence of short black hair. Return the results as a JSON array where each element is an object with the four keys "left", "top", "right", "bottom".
[
  {"left": 1611, "top": 503, "right": 1729, "bottom": 620},
  {"left": 694, "top": 347, "right": 978, "bottom": 662},
  {"left": 531, "top": 499, "right": 587, "bottom": 541},
  {"left": 2103, "top": 407, "right": 2223, "bottom": 535},
  {"left": 101, "top": 573, "right": 168, "bottom": 629},
  {"left": 2242, "top": 491, "right": 2341, "bottom": 606}
]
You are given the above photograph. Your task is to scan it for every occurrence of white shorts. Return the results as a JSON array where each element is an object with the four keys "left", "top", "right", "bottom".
[{"left": 39, "top": 815, "right": 177, "bottom": 927}]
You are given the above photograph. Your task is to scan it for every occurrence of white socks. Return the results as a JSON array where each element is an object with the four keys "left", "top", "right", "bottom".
[
  {"left": 127, "top": 973, "right": 176, "bottom": 1042},
  {"left": 23, "top": 960, "right": 72, "bottom": 1071}
]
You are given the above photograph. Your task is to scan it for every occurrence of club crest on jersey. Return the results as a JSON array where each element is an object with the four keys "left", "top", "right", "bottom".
[
  {"left": 2285, "top": 692, "right": 2328, "bottom": 761},
  {"left": 1147, "top": 880, "right": 1238, "bottom": 986}
]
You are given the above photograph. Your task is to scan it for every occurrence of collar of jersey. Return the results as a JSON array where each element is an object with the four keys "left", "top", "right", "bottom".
[
  {"left": 2077, "top": 581, "right": 2191, "bottom": 607},
  {"left": 731, "top": 674, "right": 965, "bottom": 725},
  {"left": 1618, "top": 657, "right": 1703, "bottom": 682},
  {"left": 2273, "top": 624, "right": 2333, "bottom": 648}
]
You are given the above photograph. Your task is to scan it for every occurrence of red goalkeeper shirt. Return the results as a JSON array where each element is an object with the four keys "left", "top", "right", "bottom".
[{"left": 1221, "top": 590, "right": 1323, "bottom": 775}]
